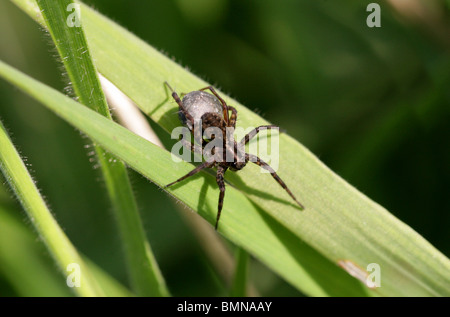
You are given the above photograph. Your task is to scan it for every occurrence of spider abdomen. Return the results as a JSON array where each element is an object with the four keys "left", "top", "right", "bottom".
[{"left": 179, "top": 91, "right": 223, "bottom": 130}]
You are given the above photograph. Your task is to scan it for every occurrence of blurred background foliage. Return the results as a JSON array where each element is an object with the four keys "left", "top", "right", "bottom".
[{"left": 0, "top": 0, "right": 449, "bottom": 296}]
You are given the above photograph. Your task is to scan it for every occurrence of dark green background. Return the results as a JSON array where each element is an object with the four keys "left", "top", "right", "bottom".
[{"left": 0, "top": 0, "right": 449, "bottom": 296}]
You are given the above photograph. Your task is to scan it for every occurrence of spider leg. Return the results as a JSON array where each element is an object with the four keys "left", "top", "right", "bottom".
[
  {"left": 165, "top": 160, "right": 214, "bottom": 188},
  {"left": 201, "top": 112, "right": 227, "bottom": 131},
  {"left": 198, "top": 86, "right": 229, "bottom": 124},
  {"left": 164, "top": 81, "right": 195, "bottom": 127},
  {"left": 228, "top": 106, "right": 238, "bottom": 128},
  {"left": 215, "top": 165, "right": 228, "bottom": 230},
  {"left": 201, "top": 112, "right": 227, "bottom": 149},
  {"left": 246, "top": 153, "right": 304, "bottom": 209},
  {"left": 180, "top": 138, "right": 203, "bottom": 156},
  {"left": 240, "top": 125, "right": 279, "bottom": 146}
]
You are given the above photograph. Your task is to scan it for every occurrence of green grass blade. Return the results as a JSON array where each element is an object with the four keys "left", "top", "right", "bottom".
[
  {"left": 76, "top": 1, "right": 450, "bottom": 296},
  {"left": 0, "top": 205, "right": 73, "bottom": 296},
  {"left": 0, "top": 119, "right": 104, "bottom": 297},
  {"left": 36, "top": 0, "right": 168, "bottom": 296},
  {"left": 37, "top": 0, "right": 110, "bottom": 117},
  {"left": 6, "top": 0, "right": 450, "bottom": 296},
  {"left": 0, "top": 59, "right": 357, "bottom": 296},
  {"left": 0, "top": 205, "right": 133, "bottom": 296},
  {"left": 230, "top": 248, "right": 249, "bottom": 297},
  {"left": 82, "top": 257, "right": 134, "bottom": 297}
]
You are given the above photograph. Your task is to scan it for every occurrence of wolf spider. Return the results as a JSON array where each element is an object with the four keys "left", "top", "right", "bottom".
[{"left": 164, "top": 82, "right": 304, "bottom": 230}]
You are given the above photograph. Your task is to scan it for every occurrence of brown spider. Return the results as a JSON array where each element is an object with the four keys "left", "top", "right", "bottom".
[{"left": 164, "top": 82, "right": 304, "bottom": 230}]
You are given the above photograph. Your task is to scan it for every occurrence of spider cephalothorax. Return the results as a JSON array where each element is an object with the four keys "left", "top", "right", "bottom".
[{"left": 164, "top": 82, "right": 304, "bottom": 230}]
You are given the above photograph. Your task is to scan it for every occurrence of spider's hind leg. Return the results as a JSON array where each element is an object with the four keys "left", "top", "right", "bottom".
[
  {"left": 164, "top": 81, "right": 195, "bottom": 127},
  {"left": 199, "top": 86, "right": 230, "bottom": 124}
]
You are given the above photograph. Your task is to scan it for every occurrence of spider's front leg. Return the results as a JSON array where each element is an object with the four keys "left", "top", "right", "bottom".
[
  {"left": 215, "top": 165, "right": 228, "bottom": 230},
  {"left": 240, "top": 125, "right": 280, "bottom": 146},
  {"left": 179, "top": 138, "right": 203, "bottom": 157},
  {"left": 164, "top": 160, "right": 214, "bottom": 188},
  {"left": 246, "top": 153, "right": 304, "bottom": 209},
  {"left": 228, "top": 106, "right": 238, "bottom": 128}
]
